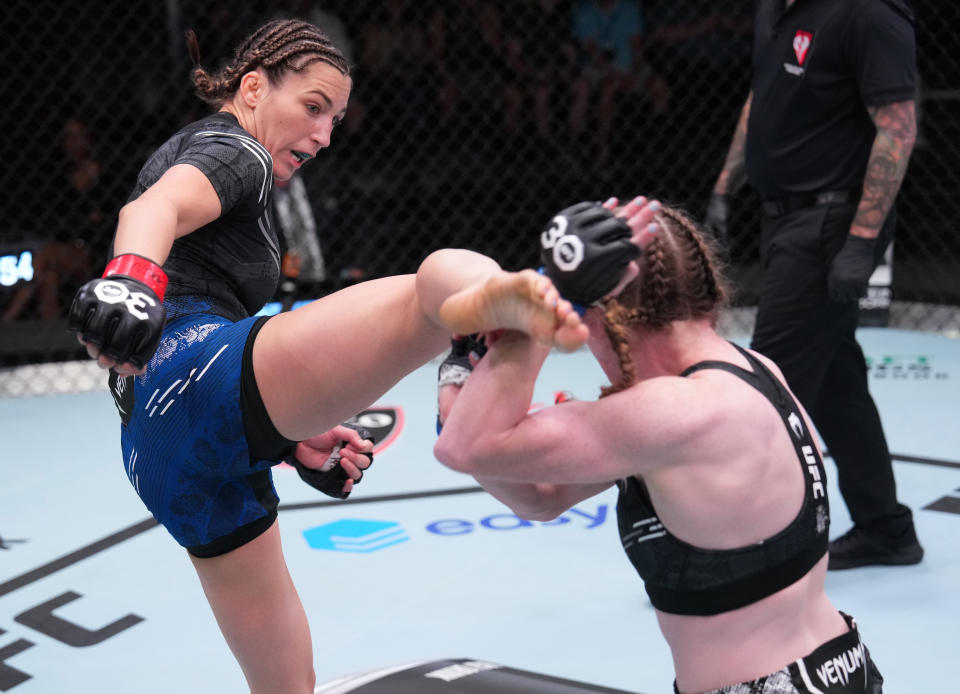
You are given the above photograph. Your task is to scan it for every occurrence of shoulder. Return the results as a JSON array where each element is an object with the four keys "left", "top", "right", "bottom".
[
  {"left": 187, "top": 115, "right": 271, "bottom": 168},
  {"left": 874, "top": 0, "right": 915, "bottom": 24},
  {"left": 567, "top": 370, "right": 770, "bottom": 478},
  {"left": 176, "top": 114, "right": 273, "bottom": 208},
  {"left": 848, "top": 0, "right": 915, "bottom": 28},
  {"left": 743, "top": 347, "right": 786, "bottom": 382},
  {"left": 602, "top": 374, "right": 731, "bottom": 452}
]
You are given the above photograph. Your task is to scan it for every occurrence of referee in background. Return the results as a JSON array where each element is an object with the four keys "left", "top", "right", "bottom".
[{"left": 705, "top": 0, "right": 923, "bottom": 570}]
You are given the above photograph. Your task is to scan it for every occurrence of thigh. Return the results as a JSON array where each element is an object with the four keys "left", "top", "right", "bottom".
[
  {"left": 253, "top": 274, "right": 450, "bottom": 441},
  {"left": 811, "top": 320, "right": 870, "bottom": 415},
  {"left": 755, "top": 207, "right": 831, "bottom": 320},
  {"left": 190, "top": 520, "right": 315, "bottom": 694},
  {"left": 750, "top": 207, "right": 836, "bottom": 400},
  {"left": 751, "top": 206, "right": 856, "bottom": 403},
  {"left": 752, "top": 208, "right": 832, "bottom": 368}
]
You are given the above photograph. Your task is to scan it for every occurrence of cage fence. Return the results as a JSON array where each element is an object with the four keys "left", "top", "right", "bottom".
[{"left": 1, "top": 0, "right": 957, "bottom": 396}]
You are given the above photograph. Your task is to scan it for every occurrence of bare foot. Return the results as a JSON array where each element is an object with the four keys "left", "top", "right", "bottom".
[{"left": 437, "top": 270, "right": 589, "bottom": 352}]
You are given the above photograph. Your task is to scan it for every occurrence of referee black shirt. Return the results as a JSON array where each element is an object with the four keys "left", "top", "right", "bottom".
[{"left": 745, "top": 0, "right": 916, "bottom": 199}]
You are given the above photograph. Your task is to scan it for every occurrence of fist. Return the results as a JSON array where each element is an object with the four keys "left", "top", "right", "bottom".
[
  {"left": 827, "top": 235, "right": 877, "bottom": 303},
  {"left": 539, "top": 201, "right": 639, "bottom": 307},
  {"left": 68, "top": 276, "right": 166, "bottom": 370},
  {"left": 703, "top": 193, "right": 730, "bottom": 249}
]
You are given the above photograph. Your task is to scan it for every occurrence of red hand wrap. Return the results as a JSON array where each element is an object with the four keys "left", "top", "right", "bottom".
[{"left": 103, "top": 254, "right": 168, "bottom": 301}]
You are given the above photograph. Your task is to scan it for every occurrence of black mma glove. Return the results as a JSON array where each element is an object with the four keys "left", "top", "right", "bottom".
[
  {"left": 436, "top": 333, "right": 487, "bottom": 434},
  {"left": 438, "top": 333, "right": 487, "bottom": 388},
  {"left": 68, "top": 254, "right": 168, "bottom": 368},
  {"left": 287, "top": 422, "right": 375, "bottom": 500},
  {"left": 703, "top": 193, "right": 730, "bottom": 249},
  {"left": 539, "top": 201, "right": 639, "bottom": 307},
  {"left": 827, "top": 235, "right": 877, "bottom": 303}
]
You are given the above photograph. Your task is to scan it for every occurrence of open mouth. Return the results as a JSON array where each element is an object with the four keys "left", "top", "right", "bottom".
[{"left": 292, "top": 150, "right": 312, "bottom": 163}]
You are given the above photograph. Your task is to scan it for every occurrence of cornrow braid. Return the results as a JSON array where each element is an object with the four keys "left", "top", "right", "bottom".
[
  {"left": 635, "top": 230, "right": 679, "bottom": 328},
  {"left": 186, "top": 19, "right": 350, "bottom": 107},
  {"left": 598, "top": 205, "right": 730, "bottom": 399},
  {"left": 599, "top": 301, "right": 638, "bottom": 398},
  {"left": 662, "top": 207, "right": 727, "bottom": 310}
]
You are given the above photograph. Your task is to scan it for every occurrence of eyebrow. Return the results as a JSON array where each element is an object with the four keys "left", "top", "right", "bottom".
[
  {"left": 307, "top": 90, "right": 333, "bottom": 108},
  {"left": 306, "top": 89, "right": 346, "bottom": 120}
]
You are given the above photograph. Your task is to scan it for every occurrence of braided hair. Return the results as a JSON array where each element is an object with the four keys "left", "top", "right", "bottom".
[
  {"left": 599, "top": 205, "right": 730, "bottom": 397},
  {"left": 185, "top": 19, "right": 350, "bottom": 107}
]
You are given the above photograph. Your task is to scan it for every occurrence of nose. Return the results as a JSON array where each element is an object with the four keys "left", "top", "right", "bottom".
[{"left": 311, "top": 117, "right": 335, "bottom": 151}]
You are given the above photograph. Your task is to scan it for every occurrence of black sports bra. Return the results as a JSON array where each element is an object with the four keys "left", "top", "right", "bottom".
[{"left": 615, "top": 343, "right": 830, "bottom": 616}]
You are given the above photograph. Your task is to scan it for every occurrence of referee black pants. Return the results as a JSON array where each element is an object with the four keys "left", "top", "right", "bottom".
[{"left": 751, "top": 201, "right": 914, "bottom": 537}]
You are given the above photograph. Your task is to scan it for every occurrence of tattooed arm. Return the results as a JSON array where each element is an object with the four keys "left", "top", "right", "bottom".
[
  {"left": 850, "top": 100, "right": 918, "bottom": 239},
  {"left": 712, "top": 91, "right": 752, "bottom": 196},
  {"left": 826, "top": 99, "right": 917, "bottom": 301},
  {"left": 703, "top": 92, "right": 753, "bottom": 245}
]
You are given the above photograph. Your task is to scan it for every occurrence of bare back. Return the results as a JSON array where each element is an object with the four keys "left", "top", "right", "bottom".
[{"left": 621, "top": 345, "right": 847, "bottom": 691}]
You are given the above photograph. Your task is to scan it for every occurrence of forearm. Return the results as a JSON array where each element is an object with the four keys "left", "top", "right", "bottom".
[
  {"left": 851, "top": 100, "right": 917, "bottom": 238},
  {"left": 472, "top": 476, "right": 610, "bottom": 521},
  {"left": 435, "top": 333, "right": 549, "bottom": 472},
  {"left": 713, "top": 92, "right": 752, "bottom": 196},
  {"left": 472, "top": 477, "right": 568, "bottom": 521},
  {"left": 111, "top": 197, "right": 180, "bottom": 265}
]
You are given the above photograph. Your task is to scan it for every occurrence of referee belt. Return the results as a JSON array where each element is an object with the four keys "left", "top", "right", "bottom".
[{"left": 761, "top": 189, "right": 857, "bottom": 217}]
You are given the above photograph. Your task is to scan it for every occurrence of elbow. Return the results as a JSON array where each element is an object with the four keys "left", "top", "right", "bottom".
[
  {"left": 433, "top": 438, "right": 475, "bottom": 475},
  {"left": 513, "top": 505, "right": 565, "bottom": 523},
  {"left": 523, "top": 487, "right": 573, "bottom": 521},
  {"left": 905, "top": 126, "right": 918, "bottom": 154},
  {"left": 116, "top": 201, "right": 137, "bottom": 226},
  {"left": 495, "top": 483, "right": 571, "bottom": 522},
  {"left": 118, "top": 195, "right": 155, "bottom": 220},
  {"left": 434, "top": 428, "right": 506, "bottom": 476}
]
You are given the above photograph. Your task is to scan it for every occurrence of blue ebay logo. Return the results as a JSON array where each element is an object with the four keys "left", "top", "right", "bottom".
[
  {"left": 303, "top": 505, "right": 609, "bottom": 553},
  {"left": 425, "top": 506, "right": 609, "bottom": 535},
  {"left": 302, "top": 519, "right": 408, "bottom": 553}
]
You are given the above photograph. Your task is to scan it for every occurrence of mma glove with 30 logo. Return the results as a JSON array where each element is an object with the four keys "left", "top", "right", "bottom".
[
  {"left": 539, "top": 201, "right": 639, "bottom": 308},
  {"left": 68, "top": 254, "right": 168, "bottom": 369}
]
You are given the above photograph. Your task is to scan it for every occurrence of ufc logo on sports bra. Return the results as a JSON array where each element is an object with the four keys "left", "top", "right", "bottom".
[
  {"left": 541, "top": 214, "right": 585, "bottom": 272},
  {"left": 94, "top": 280, "right": 158, "bottom": 321},
  {"left": 793, "top": 30, "right": 813, "bottom": 65},
  {"left": 802, "top": 445, "right": 826, "bottom": 499}
]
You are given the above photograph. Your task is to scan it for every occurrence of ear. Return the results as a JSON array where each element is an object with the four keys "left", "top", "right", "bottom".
[{"left": 238, "top": 70, "right": 264, "bottom": 108}]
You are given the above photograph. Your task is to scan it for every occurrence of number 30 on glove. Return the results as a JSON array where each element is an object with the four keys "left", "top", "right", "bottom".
[
  {"left": 540, "top": 201, "right": 640, "bottom": 308},
  {"left": 68, "top": 253, "right": 168, "bottom": 369}
]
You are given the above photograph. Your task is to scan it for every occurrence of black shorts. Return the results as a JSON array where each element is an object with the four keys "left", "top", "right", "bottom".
[{"left": 675, "top": 613, "right": 882, "bottom": 693}]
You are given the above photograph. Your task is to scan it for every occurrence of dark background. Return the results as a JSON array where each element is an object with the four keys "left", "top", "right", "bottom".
[{"left": 1, "top": 0, "right": 957, "bottom": 370}]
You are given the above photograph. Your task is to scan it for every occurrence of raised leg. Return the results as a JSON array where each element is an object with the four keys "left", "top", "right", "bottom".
[{"left": 254, "top": 249, "right": 586, "bottom": 441}]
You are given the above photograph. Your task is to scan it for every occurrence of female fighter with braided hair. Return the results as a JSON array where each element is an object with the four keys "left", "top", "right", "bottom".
[
  {"left": 67, "top": 18, "right": 585, "bottom": 694},
  {"left": 435, "top": 198, "right": 883, "bottom": 693}
]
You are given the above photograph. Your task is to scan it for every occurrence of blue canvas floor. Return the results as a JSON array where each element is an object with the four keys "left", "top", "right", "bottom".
[{"left": 1, "top": 328, "right": 958, "bottom": 693}]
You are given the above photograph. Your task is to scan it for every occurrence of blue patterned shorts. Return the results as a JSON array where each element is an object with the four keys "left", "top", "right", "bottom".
[{"left": 112, "top": 311, "right": 290, "bottom": 557}]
